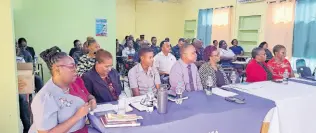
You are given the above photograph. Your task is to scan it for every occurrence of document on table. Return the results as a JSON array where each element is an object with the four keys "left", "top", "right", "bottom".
[
  {"left": 213, "top": 88, "right": 238, "bottom": 97},
  {"left": 90, "top": 103, "right": 133, "bottom": 115}
]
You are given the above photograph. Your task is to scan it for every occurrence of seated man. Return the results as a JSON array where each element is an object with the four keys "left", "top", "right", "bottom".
[
  {"left": 154, "top": 41, "right": 177, "bottom": 84},
  {"left": 82, "top": 49, "right": 122, "bottom": 103},
  {"left": 172, "top": 38, "right": 185, "bottom": 60},
  {"left": 128, "top": 47, "right": 161, "bottom": 96},
  {"left": 246, "top": 47, "right": 273, "bottom": 83},
  {"left": 169, "top": 45, "right": 203, "bottom": 91},
  {"left": 192, "top": 39, "right": 205, "bottom": 67}
]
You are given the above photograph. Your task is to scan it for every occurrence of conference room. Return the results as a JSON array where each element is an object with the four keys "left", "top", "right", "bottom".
[{"left": 1, "top": 0, "right": 316, "bottom": 133}]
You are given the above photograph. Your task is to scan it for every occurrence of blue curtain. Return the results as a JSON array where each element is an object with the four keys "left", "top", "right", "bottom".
[
  {"left": 197, "top": 8, "right": 213, "bottom": 47},
  {"left": 293, "top": 0, "right": 316, "bottom": 58}
]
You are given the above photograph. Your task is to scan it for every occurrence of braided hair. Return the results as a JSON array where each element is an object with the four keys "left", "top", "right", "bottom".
[{"left": 40, "top": 46, "right": 68, "bottom": 74}]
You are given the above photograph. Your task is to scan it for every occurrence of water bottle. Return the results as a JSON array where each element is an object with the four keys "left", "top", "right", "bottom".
[
  {"left": 146, "top": 87, "right": 155, "bottom": 106},
  {"left": 206, "top": 76, "right": 213, "bottom": 95},
  {"left": 157, "top": 87, "right": 168, "bottom": 114},
  {"left": 230, "top": 71, "right": 237, "bottom": 84},
  {"left": 283, "top": 69, "right": 289, "bottom": 85},
  {"left": 117, "top": 98, "right": 126, "bottom": 114},
  {"left": 175, "top": 82, "right": 184, "bottom": 104}
]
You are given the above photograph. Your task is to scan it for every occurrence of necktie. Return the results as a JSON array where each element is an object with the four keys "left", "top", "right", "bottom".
[{"left": 187, "top": 64, "right": 195, "bottom": 91}]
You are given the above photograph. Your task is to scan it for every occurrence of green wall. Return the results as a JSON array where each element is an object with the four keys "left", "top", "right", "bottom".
[
  {"left": 0, "top": 0, "right": 20, "bottom": 132},
  {"left": 13, "top": 0, "right": 117, "bottom": 82}
]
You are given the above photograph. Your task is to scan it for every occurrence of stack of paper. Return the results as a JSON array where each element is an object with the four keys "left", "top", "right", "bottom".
[
  {"left": 100, "top": 114, "right": 142, "bottom": 128},
  {"left": 213, "top": 88, "right": 238, "bottom": 97}
]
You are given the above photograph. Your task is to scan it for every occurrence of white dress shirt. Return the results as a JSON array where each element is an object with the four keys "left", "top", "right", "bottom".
[
  {"left": 219, "top": 48, "right": 235, "bottom": 58},
  {"left": 154, "top": 52, "right": 177, "bottom": 74},
  {"left": 122, "top": 47, "right": 136, "bottom": 57}
]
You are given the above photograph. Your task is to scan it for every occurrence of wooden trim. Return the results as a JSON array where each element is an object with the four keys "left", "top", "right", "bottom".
[{"left": 261, "top": 122, "right": 270, "bottom": 133}]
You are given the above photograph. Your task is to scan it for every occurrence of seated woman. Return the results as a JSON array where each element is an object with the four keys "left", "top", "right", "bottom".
[
  {"left": 29, "top": 46, "right": 98, "bottom": 133},
  {"left": 199, "top": 46, "right": 230, "bottom": 88},
  {"left": 267, "top": 45, "right": 294, "bottom": 80},
  {"left": 77, "top": 39, "right": 100, "bottom": 76},
  {"left": 246, "top": 47, "right": 273, "bottom": 83},
  {"left": 218, "top": 40, "right": 236, "bottom": 67},
  {"left": 258, "top": 41, "right": 273, "bottom": 62},
  {"left": 82, "top": 49, "right": 122, "bottom": 103},
  {"left": 229, "top": 39, "right": 244, "bottom": 56}
]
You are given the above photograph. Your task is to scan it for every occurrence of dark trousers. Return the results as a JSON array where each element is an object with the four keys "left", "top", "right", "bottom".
[{"left": 19, "top": 94, "right": 31, "bottom": 133}]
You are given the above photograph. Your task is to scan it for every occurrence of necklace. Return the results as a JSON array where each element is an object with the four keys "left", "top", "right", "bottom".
[{"left": 63, "top": 88, "right": 70, "bottom": 94}]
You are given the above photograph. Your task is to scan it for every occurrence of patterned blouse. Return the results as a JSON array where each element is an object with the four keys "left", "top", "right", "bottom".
[
  {"left": 267, "top": 58, "right": 292, "bottom": 80},
  {"left": 198, "top": 62, "right": 230, "bottom": 89},
  {"left": 76, "top": 54, "right": 96, "bottom": 76}
]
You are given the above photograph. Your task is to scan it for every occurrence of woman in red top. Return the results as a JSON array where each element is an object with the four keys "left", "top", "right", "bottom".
[
  {"left": 267, "top": 45, "right": 294, "bottom": 80},
  {"left": 246, "top": 47, "right": 273, "bottom": 82}
]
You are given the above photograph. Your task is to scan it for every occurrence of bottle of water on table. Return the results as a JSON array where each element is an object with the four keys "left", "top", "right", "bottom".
[
  {"left": 206, "top": 76, "right": 213, "bottom": 95},
  {"left": 230, "top": 71, "right": 237, "bottom": 84},
  {"left": 175, "top": 82, "right": 184, "bottom": 104},
  {"left": 283, "top": 69, "right": 289, "bottom": 85}
]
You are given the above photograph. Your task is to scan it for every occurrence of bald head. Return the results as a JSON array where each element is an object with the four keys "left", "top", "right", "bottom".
[
  {"left": 181, "top": 45, "right": 197, "bottom": 64},
  {"left": 192, "top": 39, "right": 203, "bottom": 48}
]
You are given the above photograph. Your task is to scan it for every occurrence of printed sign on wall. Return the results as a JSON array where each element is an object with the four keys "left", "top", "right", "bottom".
[{"left": 96, "top": 18, "right": 107, "bottom": 37}]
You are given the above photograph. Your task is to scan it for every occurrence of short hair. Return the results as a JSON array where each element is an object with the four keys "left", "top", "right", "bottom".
[
  {"left": 160, "top": 40, "right": 168, "bottom": 48},
  {"left": 40, "top": 46, "right": 67, "bottom": 74},
  {"left": 151, "top": 36, "right": 156, "bottom": 41},
  {"left": 138, "top": 47, "right": 153, "bottom": 57},
  {"left": 87, "top": 39, "right": 97, "bottom": 47},
  {"left": 180, "top": 44, "right": 192, "bottom": 55},
  {"left": 204, "top": 46, "right": 217, "bottom": 61},
  {"left": 96, "top": 49, "right": 113, "bottom": 63},
  {"left": 178, "top": 38, "right": 185, "bottom": 42},
  {"left": 86, "top": 36, "right": 95, "bottom": 41},
  {"left": 165, "top": 37, "right": 170, "bottom": 42},
  {"left": 251, "top": 47, "right": 264, "bottom": 59},
  {"left": 18, "top": 38, "right": 27, "bottom": 48},
  {"left": 213, "top": 40, "right": 218, "bottom": 44},
  {"left": 73, "top": 40, "right": 80, "bottom": 47},
  {"left": 259, "top": 42, "right": 267, "bottom": 48},
  {"left": 192, "top": 39, "right": 200, "bottom": 45},
  {"left": 231, "top": 39, "right": 238, "bottom": 45},
  {"left": 273, "top": 44, "right": 286, "bottom": 55},
  {"left": 218, "top": 40, "right": 226, "bottom": 48}
]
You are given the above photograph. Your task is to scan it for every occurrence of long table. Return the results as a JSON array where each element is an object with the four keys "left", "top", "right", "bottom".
[
  {"left": 90, "top": 90, "right": 275, "bottom": 133},
  {"left": 233, "top": 80, "right": 316, "bottom": 133}
]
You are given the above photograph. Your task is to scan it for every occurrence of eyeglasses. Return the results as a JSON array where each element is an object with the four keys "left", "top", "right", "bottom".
[{"left": 57, "top": 64, "right": 76, "bottom": 70}]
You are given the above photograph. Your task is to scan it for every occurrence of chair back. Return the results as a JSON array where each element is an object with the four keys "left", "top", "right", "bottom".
[
  {"left": 297, "top": 66, "right": 312, "bottom": 77},
  {"left": 296, "top": 59, "right": 306, "bottom": 70}
]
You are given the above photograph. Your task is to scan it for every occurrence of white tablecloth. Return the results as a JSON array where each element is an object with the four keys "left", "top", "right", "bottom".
[{"left": 233, "top": 81, "right": 316, "bottom": 133}]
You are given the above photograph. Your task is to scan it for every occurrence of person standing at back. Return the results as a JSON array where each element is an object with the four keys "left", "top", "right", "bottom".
[
  {"left": 69, "top": 40, "right": 82, "bottom": 57},
  {"left": 18, "top": 38, "right": 36, "bottom": 60},
  {"left": 172, "top": 38, "right": 185, "bottom": 60},
  {"left": 169, "top": 45, "right": 203, "bottom": 92},
  {"left": 128, "top": 47, "right": 161, "bottom": 96},
  {"left": 76, "top": 39, "right": 100, "bottom": 76}
]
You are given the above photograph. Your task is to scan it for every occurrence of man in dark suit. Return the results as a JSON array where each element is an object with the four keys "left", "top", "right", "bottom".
[
  {"left": 82, "top": 49, "right": 122, "bottom": 103},
  {"left": 18, "top": 38, "right": 35, "bottom": 59}
]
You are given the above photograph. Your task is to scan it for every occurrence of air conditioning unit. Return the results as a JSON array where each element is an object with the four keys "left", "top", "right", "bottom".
[{"left": 238, "top": 0, "right": 265, "bottom": 3}]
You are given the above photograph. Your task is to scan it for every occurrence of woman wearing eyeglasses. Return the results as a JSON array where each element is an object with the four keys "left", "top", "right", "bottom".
[
  {"left": 267, "top": 45, "right": 294, "bottom": 80},
  {"left": 199, "top": 46, "right": 230, "bottom": 89},
  {"left": 82, "top": 49, "right": 122, "bottom": 103},
  {"left": 246, "top": 47, "right": 273, "bottom": 83},
  {"left": 30, "top": 46, "right": 98, "bottom": 133}
]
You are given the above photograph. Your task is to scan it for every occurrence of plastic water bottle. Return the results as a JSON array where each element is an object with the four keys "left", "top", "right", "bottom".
[
  {"left": 206, "top": 76, "right": 213, "bottom": 95},
  {"left": 175, "top": 82, "right": 184, "bottom": 104},
  {"left": 283, "top": 69, "right": 289, "bottom": 85},
  {"left": 230, "top": 71, "right": 237, "bottom": 84}
]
